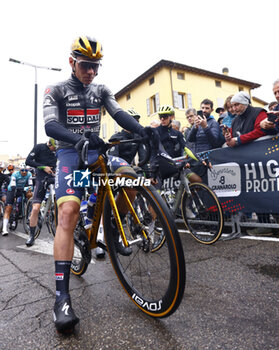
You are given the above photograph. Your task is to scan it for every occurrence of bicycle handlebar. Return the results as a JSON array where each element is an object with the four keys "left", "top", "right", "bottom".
[{"left": 76, "top": 131, "right": 151, "bottom": 170}]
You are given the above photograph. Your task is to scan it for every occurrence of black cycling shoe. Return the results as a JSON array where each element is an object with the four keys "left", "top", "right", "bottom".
[
  {"left": 53, "top": 297, "right": 79, "bottom": 333},
  {"left": 25, "top": 233, "right": 35, "bottom": 247}
]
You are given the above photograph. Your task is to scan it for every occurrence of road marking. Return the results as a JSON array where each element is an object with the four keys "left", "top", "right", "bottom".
[
  {"left": 12, "top": 231, "right": 96, "bottom": 263},
  {"left": 177, "top": 229, "right": 279, "bottom": 242}
]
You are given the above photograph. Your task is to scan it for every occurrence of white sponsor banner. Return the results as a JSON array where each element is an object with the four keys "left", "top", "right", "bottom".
[{"left": 208, "top": 162, "right": 241, "bottom": 197}]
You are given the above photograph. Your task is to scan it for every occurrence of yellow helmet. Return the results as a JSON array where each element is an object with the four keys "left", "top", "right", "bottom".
[
  {"left": 71, "top": 36, "right": 103, "bottom": 61},
  {"left": 158, "top": 105, "right": 175, "bottom": 117},
  {"left": 126, "top": 109, "right": 141, "bottom": 120}
]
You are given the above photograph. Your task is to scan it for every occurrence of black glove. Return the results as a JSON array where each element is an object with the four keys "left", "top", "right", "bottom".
[
  {"left": 89, "top": 133, "right": 105, "bottom": 150},
  {"left": 139, "top": 126, "right": 153, "bottom": 140},
  {"left": 139, "top": 127, "right": 159, "bottom": 149}
]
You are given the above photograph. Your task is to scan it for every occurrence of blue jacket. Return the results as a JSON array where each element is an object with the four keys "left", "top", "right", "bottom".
[{"left": 187, "top": 115, "right": 223, "bottom": 153}]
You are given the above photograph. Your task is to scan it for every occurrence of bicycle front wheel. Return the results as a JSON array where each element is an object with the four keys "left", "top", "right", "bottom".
[
  {"left": 24, "top": 198, "right": 42, "bottom": 238},
  {"left": 103, "top": 173, "right": 186, "bottom": 318},
  {"left": 181, "top": 183, "right": 224, "bottom": 244}
]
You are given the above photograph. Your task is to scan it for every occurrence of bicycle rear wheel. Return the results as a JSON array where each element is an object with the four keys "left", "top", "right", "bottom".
[
  {"left": 70, "top": 214, "right": 91, "bottom": 276},
  {"left": 181, "top": 183, "right": 223, "bottom": 244},
  {"left": 9, "top": 203, "right": 18, "bottom": 231},
  {"left": 125, "top": 192, "right": 166, "bottom": 252},
  {"left": 103, "top": 173, "right": 186, "bottom": 318}
]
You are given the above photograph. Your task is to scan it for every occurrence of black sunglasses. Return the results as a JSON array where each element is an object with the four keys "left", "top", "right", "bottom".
[
  {"left": 159, "top": 115, "right": 171, "bottom": 119},
  {"left": 74, "top": 58, "right": 99, "bottom": 72}
]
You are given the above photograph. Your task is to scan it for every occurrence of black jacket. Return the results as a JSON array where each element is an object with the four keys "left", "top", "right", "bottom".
[
  {"left": 109, "top": 130, "right": 146, "bottom": 165},
  {"left": 26, "top": 143, "right": 57, "bottom": 169},
  {"left": 156, "top": 125, "right": 186, "bottom": 158}
]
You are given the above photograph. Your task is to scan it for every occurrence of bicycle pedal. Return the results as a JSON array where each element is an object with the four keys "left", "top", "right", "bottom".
[
  {"left": 97, "top": 240, "right": 107, "bottom": 252},
  {"left": 94, "top": 247, "right": 106, "bottom": 259}
]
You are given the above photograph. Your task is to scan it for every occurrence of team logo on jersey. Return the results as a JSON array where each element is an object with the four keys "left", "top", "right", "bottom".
[
  {"left": 55, "top": 273, "right": 64, "bottom": 280},
  {"left": 73, "top": 169, "right": 91, "bottom": 187},
  {"left": 45, "top": 88, "right": 51, "bottom": 94},
  {"left": 66, "top": 188, "right": 75, "bottom": 194},
  {"left": 68, "top": 95, "right": 78, "bottom": 101},
  {"left": 67, "top": 109, "right": 100, "bottom": 125}
]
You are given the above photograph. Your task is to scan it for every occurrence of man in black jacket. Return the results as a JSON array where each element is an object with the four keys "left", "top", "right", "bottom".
[
  {"left": 25, "top": 138, "right": 57, "bottom": 246},
  {"left": 109, "top": 109, "right": 146, "bottom": 165}
]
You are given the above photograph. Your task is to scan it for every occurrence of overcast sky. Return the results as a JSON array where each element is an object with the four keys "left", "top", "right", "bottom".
[{"left": 1, "top": 0, "right": 278, "bottom": 158}]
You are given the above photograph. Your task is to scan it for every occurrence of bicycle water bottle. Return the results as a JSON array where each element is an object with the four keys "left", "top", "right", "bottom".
[
  {"left": 80, "top": 200, "right": 92, "bottom": 230},
  {"left": 87, "top": 193, "right": 97, "bottom": 221}
]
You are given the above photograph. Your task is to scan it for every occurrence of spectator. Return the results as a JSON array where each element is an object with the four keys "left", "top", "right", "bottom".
[
  {"left": 150, "top": 119, "right": 160, "bottom": 128},
  {"left": 184, "top": 108, "right": 197, "bottom": 152},
  {"left": 260, "top": 79, "right": 279, "bottom": 132},
  {"left": 224, "top": 91, "right": 267, "bottom": 148},
  {"left": 268, "top": 101, "right": 278, "bottom": 111},
  {"left": 187, "top": 99, "right": 223, "bottom": 153},
  {"left": 221, "top": 95, "right": 235, "bottom": 128},
  {"left": 215, "top": 107, "right": 225, "bottom": 119},
  {"left": 223, "top": 91, "right": 270, "bottom": 235},
  {"left": 172, "top": 120, "right": 181, "bottom": 131}
]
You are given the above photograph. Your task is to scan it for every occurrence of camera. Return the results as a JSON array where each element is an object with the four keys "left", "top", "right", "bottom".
[
  {"left": 197, "top": 110, "right": 204, "bottom": 118},
  {"left": 267, "top": 113, "right": 277, "bottom": 123}
]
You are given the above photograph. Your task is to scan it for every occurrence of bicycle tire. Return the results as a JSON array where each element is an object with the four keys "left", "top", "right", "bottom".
[
  {"left": 23, "top": 198, "right": 32, "bottom": 234},
  {"left": 48, "top": 206, "right": 56, "bottom": 237},
  {"left": 9, "top": 202, "right": 18, "bottom": 231},
  {"left": 181, "top": 182, "right": 224, "bottom": 244},
  {"left": 103, "top": 173, "right": 186, "bottom": 318},
  {"left": 24, "top": 198, "right": 42, "bottom": 238},
  {"left": 0, "top": 201, "right": 4, "bottom": 232},
  {"left": 21, "top": 197, "right": 29, "bottom": 233},
  {"left": 70, "top": 215, "right": 91, "bottom": 276}
]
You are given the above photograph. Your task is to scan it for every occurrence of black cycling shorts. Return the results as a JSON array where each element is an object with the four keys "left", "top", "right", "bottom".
[
  {"left": 32, "top": 170, "right": 54, "bottom": 204},
  {"left": 55, "top": 148, "right": 134, "bottom": 207}
]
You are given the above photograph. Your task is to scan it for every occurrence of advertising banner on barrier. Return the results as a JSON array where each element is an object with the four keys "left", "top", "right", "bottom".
[{"left": 202, "top": 135, "right": 279, "bottom": 214}]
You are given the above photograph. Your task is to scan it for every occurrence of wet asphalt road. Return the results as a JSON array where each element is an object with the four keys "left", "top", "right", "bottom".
[{"left": 1, "top": 223, "right": 279, "bottom": 350}]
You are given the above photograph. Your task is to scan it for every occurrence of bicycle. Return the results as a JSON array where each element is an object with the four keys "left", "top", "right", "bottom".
[
  {"left": 69, "top": 131, "right": 186, "bottom": 318},
  {"left": 159, "top": 155, "right": 224, "bottom": 245},
  {"left": 25, "top": 176, "right": 56, "bottom": 239},
  {"left": 9, "top": 189, "right": 31, "bottom": 232}
]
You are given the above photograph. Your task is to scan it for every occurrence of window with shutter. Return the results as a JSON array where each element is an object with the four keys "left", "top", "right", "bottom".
[
  {"left": 173, "top": 91, "right": 179, "bottom": 108},
  {"left": 187, "top": 93, "right": 192, "bottom": 108},
  {"left": 146, "top": 98, "right": 150, "bottom": 116}
]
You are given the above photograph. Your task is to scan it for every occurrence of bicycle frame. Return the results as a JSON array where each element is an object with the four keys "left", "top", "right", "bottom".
[
  {"left": 161, "top": 157, "right": 191, "bottom": 214},
  {"left": 40, "top": 183, "right": 55, "bottom": 233},
  {"left": 85, "top": 154, "right": 147, "bottom": 250}
]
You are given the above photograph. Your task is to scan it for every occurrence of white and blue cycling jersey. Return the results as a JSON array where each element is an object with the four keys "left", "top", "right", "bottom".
[{"left": 8, "top": 171, "right": 33, "bottom": 191}]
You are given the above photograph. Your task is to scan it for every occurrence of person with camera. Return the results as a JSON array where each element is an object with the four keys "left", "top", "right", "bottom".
[
  {"left": 187, "top": 99, "right": 222, "bottom": 153},
  {"left": 223, "top": 92, "right": 267, "bottom": 147},
  {"left": 260, "top": 79, "right": 279, "bottom": 132}
]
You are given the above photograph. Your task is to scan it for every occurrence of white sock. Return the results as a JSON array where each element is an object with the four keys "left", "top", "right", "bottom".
[{"left": 3, "top": 218, "right": 8, "bottom": 231}]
